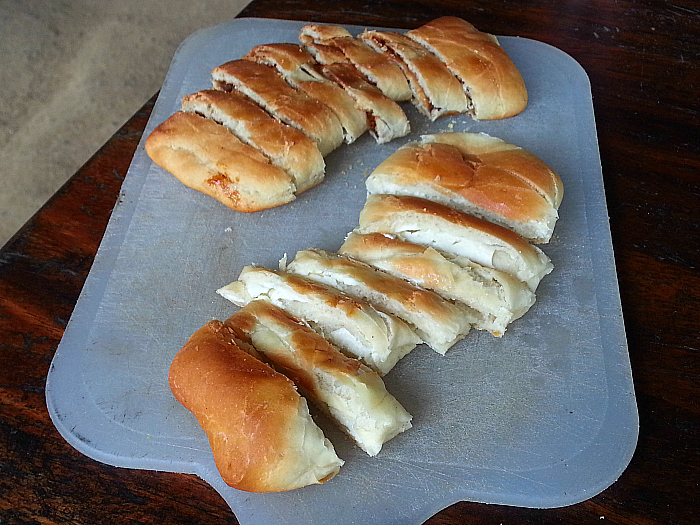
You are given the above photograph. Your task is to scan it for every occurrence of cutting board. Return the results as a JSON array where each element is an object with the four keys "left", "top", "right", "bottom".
[{"left": 46, "top": 17, "right": 638, "bottom": 525}]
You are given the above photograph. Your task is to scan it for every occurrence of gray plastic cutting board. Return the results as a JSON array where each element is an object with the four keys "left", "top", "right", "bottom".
[{"left": 46, "top": 18, "right": 638, "bottom": 524}]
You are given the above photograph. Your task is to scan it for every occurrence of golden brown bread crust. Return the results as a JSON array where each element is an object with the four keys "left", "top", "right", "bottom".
[
  {"left": 180, "top": 89, "right": 325, "bottom": 193},
  {"left": 244, "top": 43, "right": 368, "bottom": 143},
  {"left": 168, "top": 320, "right": 342, "bottom": 492},
  {"left": 320, "top": 62, "right": 410, "bottom": 143},
  {"left": 357, "top": 193, "right": 552, "bottom": 289},
  {"left": 406, "top": 16, "right": 527, "bottom": 120},
  {"left": 367, "top": 141, "right": 549, "bottom": 221},
  {"left": 212, "top": 60, "right": 344, "bottom": 156},
  {"left": 365, "top": 133, "right": 562, "bottom": 241},
  {"left": 223, "top": 301, "right": 413, "bottom": 456},
  {"left": 359, "top": 193, "right": 536, "bottom": 252},
  {"left": 359, "top": 30, "right": 468, "bottom": 120},
  {"left": 423, "top": 132, "right": 563, "bottom": 208},
  {"left": 339, "top": 231, "right": 536, "bottom": 335},
  {"left": 287, "top": 249, "right": 476, "bottom": 353},
  {"left": 144, "top": 111, "right": 296, "bottom": 212},
  {"left": 300, "top": 24, "right": 412, "bottom": 102},
  {"left": 224, "top": 301, "right": 367, "bottom": 393}
]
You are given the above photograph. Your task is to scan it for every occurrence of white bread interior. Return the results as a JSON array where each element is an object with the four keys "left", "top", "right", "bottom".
[
  {"left": 225, "top": 301, "right": 412, "bottom": 456},
  {"left": 358, "top": 194, "right": 553, "bottom": 290},
  {"left": 286, "top": 248, "right": 476, "bottom": 354},
  {"left": 339, "top": 231, "right": 535, "bottom": 336},
  {"left": 181, "top": 89, "right": 325, "bottom": 194},
  {"left": 217, "top": 266, "right": 420, "bottom": 375}
]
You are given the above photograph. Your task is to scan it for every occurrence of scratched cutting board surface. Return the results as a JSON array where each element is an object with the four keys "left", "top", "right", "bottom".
[{"left": 46, "top": 18, "right": 638, "bottom": 524}]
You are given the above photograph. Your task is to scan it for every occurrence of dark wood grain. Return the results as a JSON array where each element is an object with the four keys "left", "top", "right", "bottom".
[{"left": 1, "top": 0, "right": 698, "bottom": 524}]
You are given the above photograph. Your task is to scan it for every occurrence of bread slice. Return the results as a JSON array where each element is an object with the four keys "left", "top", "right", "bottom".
[
  {"left": 244, "top": 43, "right": 368, "bottom": 144},
  {"left": 406, "top": 17, "right": 527, "bottom": 120},
  {"left": 339, "top": 232, "right": 535, "bottom": 336},
  {"left": 212, "top": 60, "right": 344, "bottom": 156},
  {"left": 320, "top": 62, "right": 410, "bottom": 144},
  {"left": 286, "top": 249, "right": 476, "bottom": 354},
  {"left": 424, "top": 132, "right": 563, "bottom": 209},
  {"left": 225, "top": 301, "right": 412, "bottom": 456},
  {"left": 357, "top": 194, "right": 553, "bottom": 290},
  {"left": 168, "top": 319, "right": 342, "bottom": 492},
  {"left": 181, "top": 89, "right": 324, "bottom": 194},
  {"left": 217, "top": 266, "right": 420, "bottom": 374},
  {"left": 145, "top": 111, "right": 296, "bottom": 212},
  {"left": 359, "top": 30, "right": 468, "bottom": 120},
  {"left": 365, "top": 132, "right": 563, "bottom": 242},
  {"left": 300, "top": 24, "right": 412, "bottom": 102}
]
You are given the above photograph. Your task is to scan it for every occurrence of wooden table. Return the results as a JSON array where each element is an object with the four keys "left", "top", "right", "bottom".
[{"left": 1, "top": 1, "right": 698, "bottom": 523}]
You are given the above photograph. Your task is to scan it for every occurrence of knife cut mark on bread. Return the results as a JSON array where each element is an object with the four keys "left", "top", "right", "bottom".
[
  {"left": 366, "top": 132, "right": 563, "bottom": 242},
  {"left": 212, "top": 59, "right": 344, "bottom": 156},
  {"left": 144, "top": 111, "right": 297, "bottom": 212},
  {"left": 358, "top": 194, "right": 553, "bottom": 290},
  {"left": 339, "top": 232, "right": 535, "bottom": 336},
  {"left": 225, "top": 300, "right": 413, "bottom": 456},
  {"left": 286, "top": 249, "right": 476, "bottom": 354},
  {"left": 320, "top": 62, "right": 410, "bottom": 144},
  {"left": 406, "top": 16, "right": 528, "bottom": 120},
  {"left": 360, "top": 30, "right": 469, "bottom": 120},
  {"left": 181, "top": 89, "right": 325, "bottom": 193},
  {"left": 217, "top": 266, "right": 420, "bottom": 375},
  {"left": 244, "top": 43, "right": 368, "bottom": 144},
  {"left": 300, "top": 24, "right": 412, "bottom": 102},
  {"left": 168, "top": 319, "right": 343, "bottom": 492}
]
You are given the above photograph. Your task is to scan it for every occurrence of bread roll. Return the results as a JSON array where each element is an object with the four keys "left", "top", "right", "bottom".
[
  {"left": 181, "top": 89, "right": 324, "bottom": 193},
  {"left": 357, "top": 194, "right": 553, "bottom": 290},
  {"left": 225, "top": 301, "right": 412, "bottom": 456},
  {"left": 320, "top": 62, "right": 410, "bottom": 144},
  {"left": 406, "top": 17, "right": 527, "bottom": 120},
  {"left": 339, "top": 232, "right": 535, "bottom": 336},
  {"left": 286, "top": 249, "right": 476, "bottom": 354},
  {"left": 244, "top": 43, "right": 368, "bottom": 143},
  {"left": 365, "top": 133, "right": 563, "bottom": 242},
  {"left": 168, "top": 320, "right": 342, "bottom": 492},
  {"left": 145, "top": 111, "right": 296, "bottom": 212},
  {"left": 359, "top": 30, "right": 468, "bottom": 120},
  {"left": 217, "top": 266, "right": 420, "bottom": 374},
  {"left": 300, "top": 24, "right": 412, "bottom": 102},
  {"left": 212, "top": 60, "right": 344, "bottom": 156}
]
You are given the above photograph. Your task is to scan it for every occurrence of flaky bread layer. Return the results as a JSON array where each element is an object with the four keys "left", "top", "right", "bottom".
[
  {"left": 360, "top": 30, "right": 468, "bottom": 120},
  {"left": 217, "top": 266, "right": 420, "bottom": 375},
  {"left": 212, "top": 60, "right": 344, "bottom": 156},
  {"left": 286, "top": 249, "right": 476, "bottom": 354},
  {"left": 181, "top": 89, "right": 324, "bottom": 194},
  {"left": 168, "top": 319, "right": 342, "bottom": 492},
  {"left": 340, "top": 232, "right": 536, "bottom": 336},
  {"left": 145, "top": 111, "right": 296, "bottom": 212},
  {"left": 358, "top": 194, "right": 553, "bottom": 290},
  {"left": 225, "top": 301, "right": 412, "bottom": 456},
  {"left": 406, "top": 16, "right": 527, "bottom": 120}
]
